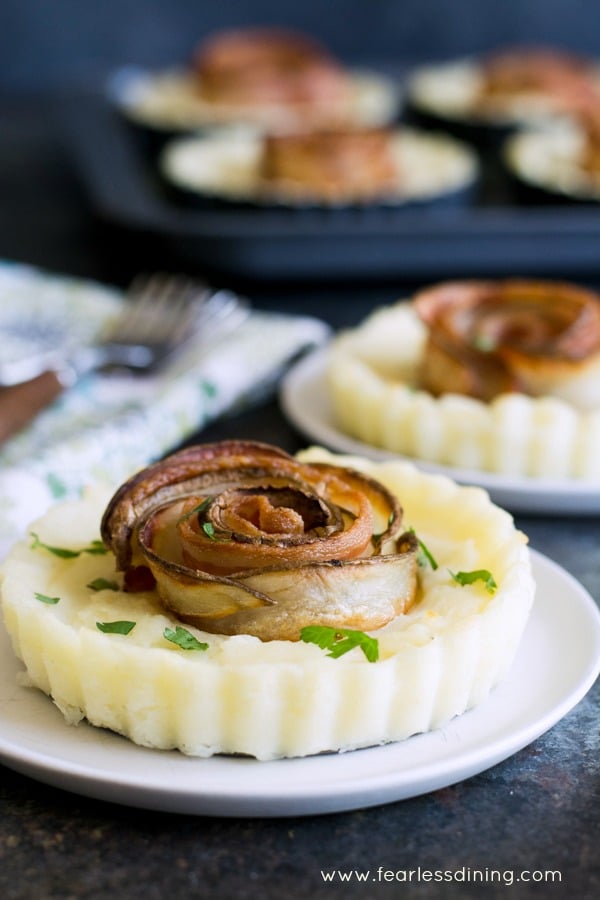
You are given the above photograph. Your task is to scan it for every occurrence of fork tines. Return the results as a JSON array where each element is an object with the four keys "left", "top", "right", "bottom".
[{"left": 117, "top": 273, "right": 250, "bottom": 360}]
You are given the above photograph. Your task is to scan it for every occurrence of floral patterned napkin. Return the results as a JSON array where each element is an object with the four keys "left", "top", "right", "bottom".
[{"left": 0, "top": 262, "right": 330, "bottom": 552}]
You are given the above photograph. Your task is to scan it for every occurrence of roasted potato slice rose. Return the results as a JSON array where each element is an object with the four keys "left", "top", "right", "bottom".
[
  {"left": 415, "top": 279, "right": 600, "bottom": 408},
  {"left": 101, "top": 441, "right": 418, "bottom": 641},
  {"left": 193, "top": 27, "right": 351, "bottom": 112}
]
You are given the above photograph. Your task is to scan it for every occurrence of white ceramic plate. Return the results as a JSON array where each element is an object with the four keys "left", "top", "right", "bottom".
[
  {"left": 280, "top": 348, "right": 600, "bottom": 515},
  {"left": 0, "top": 551, "right": 598, "bottom": 817}
]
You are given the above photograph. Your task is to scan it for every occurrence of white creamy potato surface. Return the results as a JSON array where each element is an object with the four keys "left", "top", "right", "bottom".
[
  {"left": 121, "top": 69, "right": 399, "bottom": 132},
  {"left": 160, "top": 128, "right": 478, "bottom": 206},
  {"left": 0, "top": 453, "right": 534, "bottom": 760},
  {"left": 328, "top": 304, "right": 600, "bottom": 480},
  {"left": 506, "top": 126, "right": 600, "bottom": 201},
  {"left": 408, "top": 59, "right": 600, "bottom": 125}
]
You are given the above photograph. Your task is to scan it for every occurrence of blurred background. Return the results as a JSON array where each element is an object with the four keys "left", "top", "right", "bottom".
[
  {"left": 2, "top": 0, "right": 599, "bottom": 91},
  {"left": 1, "top": 0, "right": 600, "bottom": 294}
]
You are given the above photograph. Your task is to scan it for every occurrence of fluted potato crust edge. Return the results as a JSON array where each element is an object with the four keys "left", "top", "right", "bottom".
[
  {"left": 0, "top": 450, "right": 534, "bottom": 760},
  {"left": 328, "top": 303, "right": 600, "bottom": 480}
]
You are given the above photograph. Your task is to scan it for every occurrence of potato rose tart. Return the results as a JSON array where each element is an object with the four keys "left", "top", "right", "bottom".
[
  {"left": 0, "top": 445, "right": 533, "bottom": 760},
  {"left": 328, "top": 281, "right": 600, "bottom": 479},
  {"left": 504, "top": 105, "right": 600, "bottom": 203},
  {"left": 193, "top": 28, "right": 351, "bottom": 120},
  {"left": 114, "top": 27, "right": 399, "bottom": 141},
  {"left": 475, "top": 47, "right": 599, "bottom": 118},
  {"left": 258, "top": 129, "right": 398, "bottom": 202},
  {"left": 160, "top": 125, "right": 478, "bottom": 207},
  {"left": 407, "top": 46, "right": 600, "bottom": 145},
  {"left": 100, "top": 440, "right": 418, "bottom": 641},
  {"left": 414, "top": 279, "right": 600, "bottom": 406}
]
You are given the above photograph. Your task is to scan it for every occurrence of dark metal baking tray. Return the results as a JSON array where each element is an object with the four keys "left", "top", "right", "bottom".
[{"left": 61, "top": 86, "right": 600, "bottom": 282}]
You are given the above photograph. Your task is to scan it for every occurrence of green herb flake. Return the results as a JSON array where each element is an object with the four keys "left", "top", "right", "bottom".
[
  {"left": 30, "top": 532, "right": 79, "bottom": 558},
  {"left": 30, "top": 533, "right": 108, "bottom": 559},
  {"left": 193, "top": 497, "right": 212, "bottom": 517},
  {"left": 372, "top": 512, "right": 395, "bottom": 544},
  {"left": 163, "top": 626, "right": 209, "bottom": 651},
  {"left": 409, "top": 528, "right": 438, "bottom": 570},
  {"left": 449, "top": 569, "right": 498, "bottom": 594},
  {"left": 472, "top": 333, "right": 497, "bottom": 353},
  {"left": 85, "top": 540, "right": 109, "bottom": 556},
  {"left": 300, "top": 625, "right": 379, "bottom": 663},
  {"left": 202, "top": 522, "right": 217, "bottom": 541},
  {"left": 96, "top": 620, "right": 136, "bottom": 635},
  {"left": 34, "top": 591, "right": 60, "bottom": 605},
  {"left": 202, "top": 522, "right": 231, "bottom": 541},
  {"left": 87, "top": 578, "right": 120, "bottom": 592},
  {"left": 177, "top": 496, "right": 212, "bottom": 527}
]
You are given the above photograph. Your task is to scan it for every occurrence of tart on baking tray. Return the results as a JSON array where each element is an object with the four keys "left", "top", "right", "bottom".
[
  {"left": 0, "top": 441, "right": 533, "bottom": 760},
  {"left": 407, "top": 46, "right": 600, "bottom": 143},
  {"left": 160, "top": 125, "right": 478, "bottom": 207},
  {"left": 504, "top": 101, "right": 600, "bottom": 203},
  {"left": 116, "top": 26, "right": 399, "bottom": 139}
]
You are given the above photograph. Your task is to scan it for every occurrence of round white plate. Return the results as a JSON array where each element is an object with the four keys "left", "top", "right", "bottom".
[
  {"left": 280, "top": 348, "right": 600, "bottom": 515},
  {"left": 0, "top": 551, "right": 598, "bottom": 817}
]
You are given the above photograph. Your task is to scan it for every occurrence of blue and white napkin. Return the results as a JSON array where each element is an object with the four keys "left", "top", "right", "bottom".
[{"left": 0, "top": 262, "right": 329, "bottom": 550}]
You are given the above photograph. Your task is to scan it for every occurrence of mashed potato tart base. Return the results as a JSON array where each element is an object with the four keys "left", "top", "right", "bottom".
[
  {"left": 119, "top": 69, "right": 398, "bottom": 133},
  {"left": 159, "top": 127, "right": 478, "bottom": 207},
  {"left": 505, "top": 125, "right": 600, "bottom": 202},
  {"left": 328, "top": 304, "right": 600, "bottom": 480},
  {"left": 408, "top": 59, "right": 600, "bottom": 126},
  {"left": 0, "top": 453, "right": 533, "bottom": 760}
]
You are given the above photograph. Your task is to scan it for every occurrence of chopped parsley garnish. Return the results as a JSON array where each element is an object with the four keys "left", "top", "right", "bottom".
[
  {"left": 199, "top": 520, "right": 230, "bottom": 542},
  {"left": 449, "top": 569, "right": 498, "bottom": 594},
  {"left": 409, "top": 528, "right": 438, "bottom": 570},
  {"left": 87, "top": 578, "right": 119, "bottom": 592},
  {"left": 472, "top": 334, "right": 497, "bottom": 353},
  {"left": 30, "top": 533, "right": 108, "bottom": 558},
  {"left": 300, "top": 625, "right": 379, "bottom": 662},
  {"left": 163, "top": 626, "right": 209, "bottom": 651},
  {"left": 178, "top": 498, "right": 229, "bottom": 542},
  {"left": 96, "top": 620, "right": 136, "bottom": 635},
  {"left": 83, "top": 540, "right": 109, "bottom": 555},
  {"left": 34, "top": 591, "right": 60, "bottom": 605},
  {"left": 372, "top": 512, "right": 395, "bottom": 544},
  {"left": 177, "top": 497, "right": 212, "bottom": 526},
  {"left": 202, "top": 522, "right": 217, "bottom": 540}
]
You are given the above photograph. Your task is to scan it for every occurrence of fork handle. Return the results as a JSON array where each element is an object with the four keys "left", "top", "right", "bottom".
[{"left": 0, "top": 370, "right": 66, "bottom": 444}]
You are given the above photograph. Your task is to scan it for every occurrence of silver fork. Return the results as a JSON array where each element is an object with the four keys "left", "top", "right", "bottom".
[{"left": 0, "top": 272, "right": 249, "bottom": 444}]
